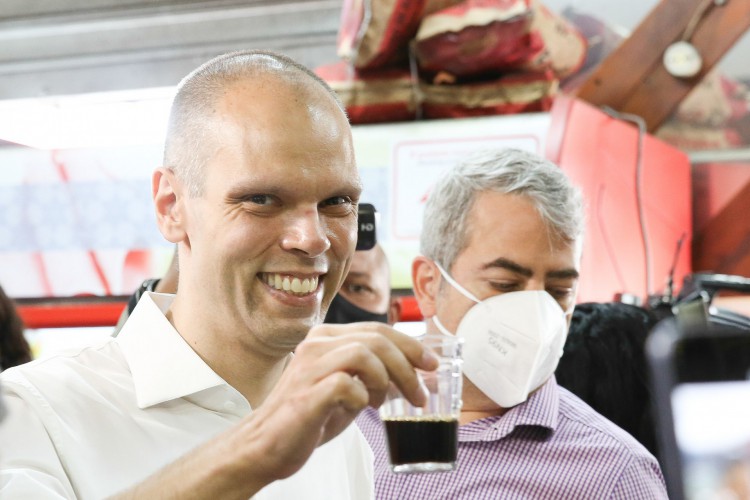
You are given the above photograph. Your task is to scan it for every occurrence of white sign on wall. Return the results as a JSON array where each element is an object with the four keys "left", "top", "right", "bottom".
[{"left": 352, "top": 113, "right": 551, "bottom": 289}]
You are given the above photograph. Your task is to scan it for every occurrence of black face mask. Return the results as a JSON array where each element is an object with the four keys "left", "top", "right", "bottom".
[{"left": 324, "top": 294, "right": 388, "bottom": 325}]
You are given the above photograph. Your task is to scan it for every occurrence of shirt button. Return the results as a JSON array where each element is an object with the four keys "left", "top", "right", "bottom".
[{"left": 224, "top": 401, "right": 237, "bottom": 411}]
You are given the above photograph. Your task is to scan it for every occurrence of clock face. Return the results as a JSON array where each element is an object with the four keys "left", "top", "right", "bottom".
[{"left": 663, "top": 41, "right": 703, "bottom": 78}]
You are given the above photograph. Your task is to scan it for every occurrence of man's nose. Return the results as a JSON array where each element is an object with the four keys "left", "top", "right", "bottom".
[
  {"left": 525, "top": 280, "right": 545, "bottom": 292},
  {"left": 280, "top": 210, "right": 331, "bottom": 257}
]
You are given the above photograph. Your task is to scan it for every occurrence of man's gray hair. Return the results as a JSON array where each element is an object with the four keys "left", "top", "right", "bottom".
[
  {"left": 163, "top": 49, "right": 345, "bottom": 197},
  {"left": 420, "top": 148, "right": 585, "bottom": 271}
]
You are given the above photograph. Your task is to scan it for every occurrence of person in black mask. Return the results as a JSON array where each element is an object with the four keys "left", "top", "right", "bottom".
[{"left": 325, "top": 244, "right": 400, "bottom": 325}]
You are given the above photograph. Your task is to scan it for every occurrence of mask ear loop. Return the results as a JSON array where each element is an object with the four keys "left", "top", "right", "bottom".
[
  {"left": 430, "top": 260, "right": 482, "bottom": 337},
  {"left": 433, "top": 261, "right": 481, "bottom": 303},
  {"left": 432, "top": 315, "right": 454, "bottom": 336}
]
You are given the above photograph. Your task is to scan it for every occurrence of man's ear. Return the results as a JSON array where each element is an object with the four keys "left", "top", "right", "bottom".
[
  {"left": 152, "top": 167, "right": 186, "bottom": 244},
  {"left": 412, "top": 255, "right": 440, "bottom": 319}
]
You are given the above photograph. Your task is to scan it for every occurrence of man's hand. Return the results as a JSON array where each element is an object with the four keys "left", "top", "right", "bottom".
[
  {"left": 112, "top": 323, "right": 437, "bottom": 500},
  {"left": 247, "top": 322, "right": 438, "bottom": 480}
]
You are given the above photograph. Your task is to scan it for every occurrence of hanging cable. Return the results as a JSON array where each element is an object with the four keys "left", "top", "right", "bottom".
[{"left": 601, "top": 106, "right": 651, "bottom": 300}]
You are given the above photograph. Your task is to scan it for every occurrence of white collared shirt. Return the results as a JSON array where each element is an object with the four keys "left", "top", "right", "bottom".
[{"left": 0, "top": 293, "right": 373, "bottom": 499}]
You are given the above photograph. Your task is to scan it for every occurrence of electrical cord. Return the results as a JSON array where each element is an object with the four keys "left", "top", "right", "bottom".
[{"left": 601, "top": 106, "right": 652, "bottom": 299}]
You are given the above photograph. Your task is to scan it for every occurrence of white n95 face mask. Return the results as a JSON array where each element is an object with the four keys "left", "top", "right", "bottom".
[{"left": 432, "top": 263, "right": 569, "bottom": 409}]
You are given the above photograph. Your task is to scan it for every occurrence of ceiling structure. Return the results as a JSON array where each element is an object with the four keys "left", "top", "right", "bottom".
[
  {"left": 575, "top": 0, "right": 750, "bottom": 132},
  {"left": 4, "top": 0, "right": 750, "bottom": 99},
  {"left": 3, "top": 0, "right": 750, "bottom": 150},
  {"left": 0, "top": 0, "right": 343, "bottom": 100}
]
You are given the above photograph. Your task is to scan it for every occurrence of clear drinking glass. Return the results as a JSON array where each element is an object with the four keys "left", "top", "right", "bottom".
[{"left": 378, "top": 333, "right": 463, "bottom": 473}]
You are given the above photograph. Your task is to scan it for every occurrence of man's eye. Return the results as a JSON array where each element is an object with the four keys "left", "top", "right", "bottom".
[
  {"left": 548, "top": 288, "right": 573, "bottom": 301},
  {"left": 345, "top": 283, "right": 373, "bottom": 295},
  {"left": 490, "top": 282, "right": 519, "bottom": 293},
  {"left": 323, "top": 196, "right": 353, "bottom": 207},
  {"left": 247, "top": 194, "right": 274, "bottom": 206}
]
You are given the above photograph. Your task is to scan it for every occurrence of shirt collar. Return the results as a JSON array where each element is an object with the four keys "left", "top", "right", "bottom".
[
  {"left": 116, "top": 292, "right": 226, "bottom": 409},
  {"left": 459, "top": 376, "right": 560, "bottom": 442},
  {"left": 504, "top": 375, "right": 560, "bottom": 430}
]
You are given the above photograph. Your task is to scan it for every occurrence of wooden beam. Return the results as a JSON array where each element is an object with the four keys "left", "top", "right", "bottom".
[
  {"left": 693, "top": 178, "right": 750, "bottom": 275},
  {"left": 575, "top": 0, "right": 750, "bottom": 132}
]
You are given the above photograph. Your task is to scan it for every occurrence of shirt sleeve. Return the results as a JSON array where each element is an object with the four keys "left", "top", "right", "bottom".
[
  {"left": 609, "top": 454, "right": 669, "bottom": 500},
  {"left": 0, "top": 379, "right": 76, "bottom": 499}
]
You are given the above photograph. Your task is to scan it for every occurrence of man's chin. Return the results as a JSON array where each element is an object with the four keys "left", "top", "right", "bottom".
[{"left": 281, "top": 315, "right": 322, "bottom": 344}]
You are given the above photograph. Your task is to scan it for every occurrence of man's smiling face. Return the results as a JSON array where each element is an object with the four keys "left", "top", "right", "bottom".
[{"left": 180, "top": 76, "right": 361, "bottom": 352}]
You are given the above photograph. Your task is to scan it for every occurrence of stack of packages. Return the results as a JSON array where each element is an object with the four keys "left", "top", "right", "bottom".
[
  {"left": 315, "top": 0, "right": 587, "bottom": 124},
  {"left": 655, "top": 70, "right": 750, "bottom": 151}
]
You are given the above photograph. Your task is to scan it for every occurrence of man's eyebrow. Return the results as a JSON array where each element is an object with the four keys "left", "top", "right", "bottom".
[
  {"left": 225, "top": 181, "right": 280, "bottom": 198},
  {"left": 481, "top": 258, "right": 533, "bottom": 278},
  {"left": 546, "top": 268, "right": 580, "bottom": 280},
  {"left": 345, "top": 271, "right": 371, "bottom": 279},
  {"left": 480, "top": 258, "right": 579, "bottom": 280}
]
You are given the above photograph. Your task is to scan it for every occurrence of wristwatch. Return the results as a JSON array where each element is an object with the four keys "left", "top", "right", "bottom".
[{"left": 127, "top": 278, "right": 162, "bottom": 315}]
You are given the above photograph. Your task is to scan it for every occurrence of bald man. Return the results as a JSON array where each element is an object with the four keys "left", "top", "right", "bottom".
[{"left": 0, "top": 50, "right": 435, "bottom": 499}]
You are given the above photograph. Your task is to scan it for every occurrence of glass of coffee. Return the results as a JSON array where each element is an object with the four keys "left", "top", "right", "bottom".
[{"left": 379, "top": 333, "right": 463, "bottom": 473}]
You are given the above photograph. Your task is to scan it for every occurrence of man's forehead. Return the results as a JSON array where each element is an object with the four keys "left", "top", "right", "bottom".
[
  {"left": 221, "top": 71, "right": 338, "bottom": 109},
  {"left": 350, "top": 251, "right": 378, "bottom": 272},
  {"left": 200, "top": 107, "right": 357, "bottom": 188}
]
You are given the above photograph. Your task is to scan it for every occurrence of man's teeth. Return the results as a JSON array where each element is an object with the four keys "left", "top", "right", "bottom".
[{"left": 265, "top": 274, "right": 318, "bottom": 295}]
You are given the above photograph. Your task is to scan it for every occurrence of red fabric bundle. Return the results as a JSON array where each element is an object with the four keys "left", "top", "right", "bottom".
[
  {"left": 655, "top": 123, "right": 743, "bottom": 151},
  {"left": 520, "top": 0, "right": 587, "bottom": 79},
  {"left": 337, "top": 0, "right": 464, "bottom": 71},
  {"left": 673, "top": 70, "right": 749, "bottom": 128},
  {"left": 315, "top": 61, "right": 418, "bottom": 124},
  {"left": 655, "top": 70, "right": 750, "bottom": 152},
  {"left": 558, "top": 7, "right": 625, "bottom": 92},
  {"left": 415, "top": 0, "right": 537, "bottom": 80},
  {"left": 415, "top": 0, "right": 586, "bottom": 81},
  {"left": 337, "top": 0, "right": 427, "bottom": 70},
  {"left": 420, "top": 70, "right": 557, "bottom": 118}
]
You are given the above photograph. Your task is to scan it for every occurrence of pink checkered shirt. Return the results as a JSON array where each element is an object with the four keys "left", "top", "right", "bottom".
[{"left": 356, "top": 377, "right": 667, "bottom": 499}]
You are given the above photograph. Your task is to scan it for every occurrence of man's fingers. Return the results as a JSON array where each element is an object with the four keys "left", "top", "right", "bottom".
[
  {"left": 254, "top": 324, "right": 446, "bottom": 473},
  {"left": 296, "top": 326, "right": 439, "bottom": 408},
  {"left": 247, "top": 372, "right": 370, "bottom": 479},
  {"left": 319, "top": 371, "right": 370, "bottom": 413},
  {"left": 307, "top": 323, "right": 439, "bottom": 371},
  {"left": 295, "top": 340, "right": 390, "bottom": 398}
]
